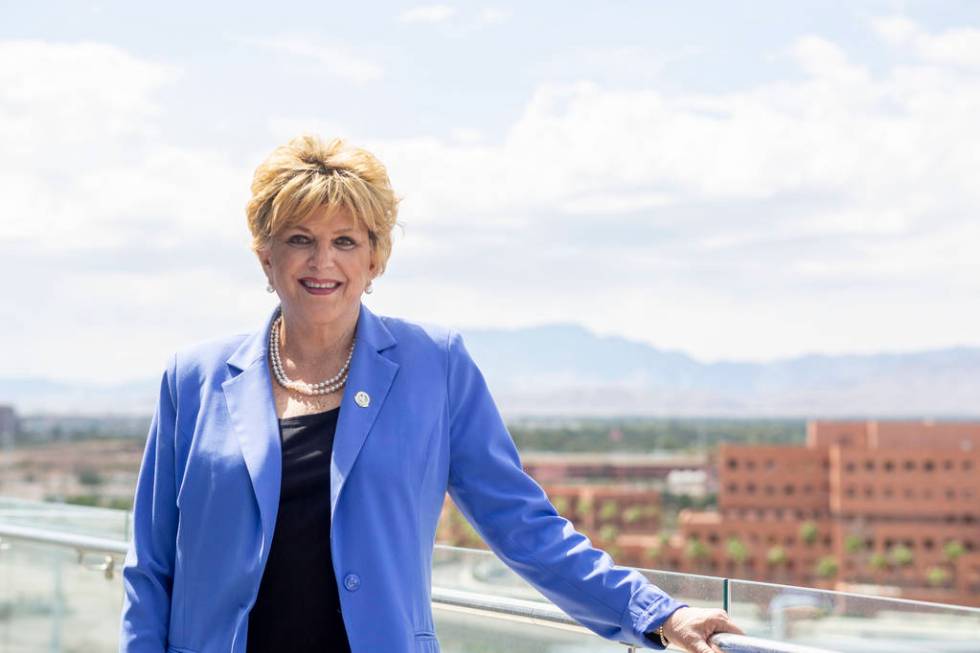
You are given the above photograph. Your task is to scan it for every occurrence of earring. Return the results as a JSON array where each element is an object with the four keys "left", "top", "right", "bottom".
[
  {"left": 266, "top": 283, "right": 275, "bottom": 293},
  {"left": 364, "top": 281, "right": 374, "bottom": 295}
]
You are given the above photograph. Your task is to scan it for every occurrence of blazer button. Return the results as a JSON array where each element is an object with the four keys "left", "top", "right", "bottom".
[{"left": 343, "top": 573, "right": 361, "bottom": 592}]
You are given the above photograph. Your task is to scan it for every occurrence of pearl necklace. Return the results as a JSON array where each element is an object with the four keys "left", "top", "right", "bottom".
[{"left": 269, "top": 315, "right": 355, "bottom": 396}]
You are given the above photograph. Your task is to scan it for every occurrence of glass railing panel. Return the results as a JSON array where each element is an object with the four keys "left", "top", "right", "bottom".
[
  {"left": 434, "top": 605, "right": 625, "bottom": 653},
  {"left": 0, "top": 536, "right": 124, "bottom": 653},
  {"left": 0, "top": 497, "right": 131, "bottom": 541},
  {"left": 637, "top": 567, "right": 726, "bottom": 611},
  {"left": 433, "top": 545, "right": 726, "bottom": 610},
  {"left": 431, "top": 544, "right": 726, "bottom": 652},
  {"left": 728, "top": 578, "right": 980, "bottom": 653}
]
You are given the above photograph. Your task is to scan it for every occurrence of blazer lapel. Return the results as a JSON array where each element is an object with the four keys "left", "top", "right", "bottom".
[
  {"left": 222, "top": 306, "right": 281, "bottom": 552},
  {"left": 331, "top": 303, "right": 399, "bottom": 521}
]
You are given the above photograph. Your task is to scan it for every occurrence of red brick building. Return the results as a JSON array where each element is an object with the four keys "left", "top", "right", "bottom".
[{"left": 675, "top": 420, "right": 980, "bottom": 607}]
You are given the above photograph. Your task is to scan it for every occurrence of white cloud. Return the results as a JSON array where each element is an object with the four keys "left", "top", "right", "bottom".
[
  {"left": 245, "top": 36, "right": 384, "bottom": 83},
  {"left": 6, "top": 16, "right": 980, "bottom": 383},
  {"left": 0, "top": 40, "right": 259, "bottom": 381},
  {"left": 399, "top": 5, "right": 456, "bottom": 24},
  {"left": 478, "top": 7, "right": 511, "bottom": 25},
  {"left": 873, "top": 15, "right": 980, "bottom": 68},
  {"left": 361, "top": 20, "right": 980, "bottom": 359}
]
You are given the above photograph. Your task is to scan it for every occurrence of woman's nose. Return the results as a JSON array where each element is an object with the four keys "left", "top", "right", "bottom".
[{"left": 308, "top": 242, "right": 334, "bottom": 269}]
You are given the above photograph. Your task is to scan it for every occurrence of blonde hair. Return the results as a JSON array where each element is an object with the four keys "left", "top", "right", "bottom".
[{"left": 246, "top": 135, "right": 400, "bottom": 274}]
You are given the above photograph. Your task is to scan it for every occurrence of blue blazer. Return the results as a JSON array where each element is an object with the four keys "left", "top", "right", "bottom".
[{"left": 119, "top": 303, "right": 683, "bottom": 653}]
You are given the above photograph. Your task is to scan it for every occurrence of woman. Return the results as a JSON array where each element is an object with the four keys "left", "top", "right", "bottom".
[{"left": 119, "top": 134, "right": 742, "bottom": 653}]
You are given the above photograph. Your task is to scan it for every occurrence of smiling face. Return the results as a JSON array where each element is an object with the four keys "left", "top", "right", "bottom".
[{"left": 257, "top": 205, "right": 376, "bottom": 330}]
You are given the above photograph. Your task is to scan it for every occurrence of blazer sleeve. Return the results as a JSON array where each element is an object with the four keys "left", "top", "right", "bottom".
[
  {"left": 119, "top": 354, "right": 180, "bottom": 653},
  {"left": 445, "top": 332, "right": 685, "bottom": 649}
]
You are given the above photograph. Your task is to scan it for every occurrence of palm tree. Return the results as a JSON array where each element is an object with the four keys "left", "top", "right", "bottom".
[{"left": 726, "top": 537, "right": 749, "bottom": 577}]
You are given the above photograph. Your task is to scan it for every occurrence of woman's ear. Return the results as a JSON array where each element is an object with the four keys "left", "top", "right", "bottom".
[{"left": 256, "top": 247, "right": 273, "bottom": 278}]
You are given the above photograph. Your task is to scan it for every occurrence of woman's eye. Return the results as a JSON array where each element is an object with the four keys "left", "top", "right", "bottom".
[
  {"left": 287, "top": 234, "right": 312, "bottom": 246},
  {"left": 335, "top": 236, "right": 356, "bottom": 248}
]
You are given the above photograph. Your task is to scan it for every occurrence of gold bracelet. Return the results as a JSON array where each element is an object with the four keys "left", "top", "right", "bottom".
[{"left": 656, "top": 624, "right": 669, "bottom": 647}]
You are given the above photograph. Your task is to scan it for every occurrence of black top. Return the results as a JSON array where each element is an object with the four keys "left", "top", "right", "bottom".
[{"left": 246, "top": 408, "right": 352, "bottom": 653}]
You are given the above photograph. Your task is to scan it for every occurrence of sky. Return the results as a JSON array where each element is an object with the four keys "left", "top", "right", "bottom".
[{"left": 2, "top": 1, "right": 980, "bottom": 383}]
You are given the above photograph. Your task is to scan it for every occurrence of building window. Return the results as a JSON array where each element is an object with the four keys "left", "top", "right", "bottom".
[
  {"left": 784, "top": 484, "right": 795, "bottom": 495},
  {"left": 864, "top": 460, "right": 875, "bottom": 472},
  {"left": 845, "top": 462, "right": 856, "bottom": 473},
  {"left": 944, "top": 460, "right": 954, "bottom": 471},
  {"left": 923, "top": 460, "right": 935, "bottom": 472},
  {"left": 904, "top": 460, "right": 916, "bottom": 472},
  {"left": 727, "top": 458, "right": 738, "bottom": 470},
  {"left": 884, "top": 460, "right": 895, "bottom": 472}
]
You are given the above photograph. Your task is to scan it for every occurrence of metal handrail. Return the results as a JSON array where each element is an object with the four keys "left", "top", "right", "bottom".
[{"left": 0, "top": 522, "right": 844, "bottom": 653}]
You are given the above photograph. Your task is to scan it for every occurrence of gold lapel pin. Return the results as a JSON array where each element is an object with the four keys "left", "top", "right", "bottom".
[{"left": 354, "top": 391, "right": 371, "bottom": 408}]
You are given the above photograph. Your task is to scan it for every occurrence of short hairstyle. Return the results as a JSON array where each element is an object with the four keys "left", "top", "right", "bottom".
[{"left": 246, "top": 134, "right": 400, "bottom": 274}]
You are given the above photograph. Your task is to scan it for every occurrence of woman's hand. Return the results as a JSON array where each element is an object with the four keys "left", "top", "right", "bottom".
[{"left": 661, "top": 606, "right": 744, "bottom": 653}]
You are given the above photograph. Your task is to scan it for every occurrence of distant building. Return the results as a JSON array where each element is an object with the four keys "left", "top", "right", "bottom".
[
  {"left": 521, "top": 452, "right": 708, "bottom": 486},
  {"left": 673, "top": 419, "right": 980, "bottom": 607},
  {"left": 0, "top": 405, "right": 17, "bottom": 448}
]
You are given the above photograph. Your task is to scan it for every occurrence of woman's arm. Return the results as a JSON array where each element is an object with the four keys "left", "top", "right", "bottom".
[
  {"left": 444, "top": 332, "right": 685, "bottom": 649},
  {"left": 119, "top": 354, "right": 180, "bottom": 653}
]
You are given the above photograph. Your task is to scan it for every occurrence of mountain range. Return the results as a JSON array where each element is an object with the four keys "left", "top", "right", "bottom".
[{"left": 2, "top": 324, "right": 978, "bottom": 417}]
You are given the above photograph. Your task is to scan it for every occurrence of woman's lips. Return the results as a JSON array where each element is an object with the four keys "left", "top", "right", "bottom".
[{"left": 299, "top": 278, "right": 342, "bottom": 295}]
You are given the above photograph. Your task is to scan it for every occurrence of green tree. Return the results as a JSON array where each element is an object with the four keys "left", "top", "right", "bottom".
[
  {"left": 646, "top": 543, "right": 664, "bottom": 565},
  {"left": 725, "top": 537, "right": 749, "bottom": 577},
  {"left": 623, "top": 506, "right": 644, "bottom": 524},
  {"left": 799, "top": 521, "right": 818, "bottom": 547},
  {"left": 843, "top": 534, "right": 864, "bottom": 555},
  {"left": 869, "top": 552, "right": 889, "bottom": 578},
  {"left": 889, "top": 544, "right": 914, "bottom": 568},
  {"left": 685, "top": 538, "right": 711, "bottom": 571},
  {"left": 943, "top": 540, "right": 965, "bottom": 564},
  {"left": 598, "top": 524, "right": 620, "bottom": 543},
  {"left": 551, "top": 496, "right": 570, "bottom": 514},
  {"left": 599, "top": 500, "right": 620, "bottom": 521},
  {"left": 766, "top": 545, "right": 788, "bottom": 568},
  {"left": 815, "top": 556, "right": 839, "bottom": 579},
  {"left": 77, "top": 469, "right": 104, "bottom": 486},
  {"left": 926, "top": 566, "right": 950, "bottom": 587}
]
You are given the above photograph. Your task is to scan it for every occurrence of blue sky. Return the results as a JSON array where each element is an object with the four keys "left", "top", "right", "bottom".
[{"left": 3, "top": 1, "right": 980, "bottom": 382}]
